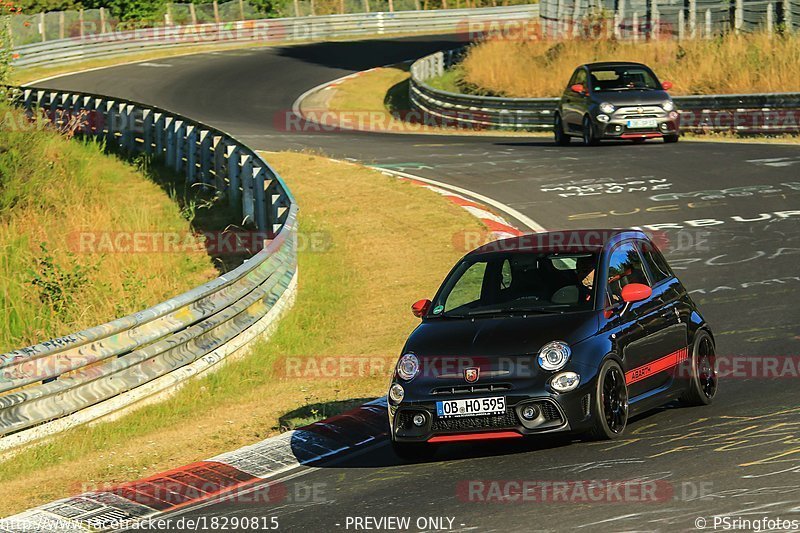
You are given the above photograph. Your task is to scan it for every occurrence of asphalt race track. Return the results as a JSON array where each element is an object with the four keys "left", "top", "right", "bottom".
[{"left": 34, "top": 36, "right": 800, "bottom": 532}]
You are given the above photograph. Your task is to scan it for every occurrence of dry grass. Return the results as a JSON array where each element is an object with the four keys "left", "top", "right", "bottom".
[
  {"left": 0, "top": 104, "right": 217, "bottom": 352},
  {"left": 0, "top": 151, "right": 485, "bottom": 516},
  {"left": 458, "top": 32, "right": 800, "bottom": 97},
  {"left": 318, "top": 64, "right": 546, "bottom": 136}
]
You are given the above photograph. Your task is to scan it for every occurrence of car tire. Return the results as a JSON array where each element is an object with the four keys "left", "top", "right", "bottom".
[
  {"left": 679, "top": 330, "right": 718, "bottom": 406},
  {"left": 582, "top": 116, "right": 599, "bottom": 146},
  {"left": 587, "top": 358, "right": 628, "bottom": 440},
  {"left": 554, "top": 114, "right": 571, "bottom": 146},
  {"left": 664, "top": 134, "right": 680, "bottom": 143},
  {"left": 391, "top": 440, "right": 438, "bottom": 461}
]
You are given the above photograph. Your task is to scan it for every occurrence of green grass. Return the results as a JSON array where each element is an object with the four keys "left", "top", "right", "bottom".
[{"left": 0, "top": 103, "right": 217, "bottom": 353}]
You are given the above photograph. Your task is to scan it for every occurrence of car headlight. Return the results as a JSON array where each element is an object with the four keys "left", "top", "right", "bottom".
[
  {"left": 389, "top": 383, "right": 405, "bottom": 404},
  {"left": 396, "top": 353, "right": 420, "bottom": 381},
  {"left": 662, "top": 100, "right": 675, "bottom": 112},
  {"left": 551, "top": 371, "right": 581, "bottom": 392},
  {"left": 599, "top": 102, "right": 615, "bottom": 114},
  {"left": 538, "top": 341, "right": 571, "bottom": 371}
]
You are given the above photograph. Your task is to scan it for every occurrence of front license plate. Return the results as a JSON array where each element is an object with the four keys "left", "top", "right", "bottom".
[
  {"left": 627, "top": 118, "right": 658, "bottom": 129},
  {"left": 436, "top": 396, "right": 506, "bottom": 418}
]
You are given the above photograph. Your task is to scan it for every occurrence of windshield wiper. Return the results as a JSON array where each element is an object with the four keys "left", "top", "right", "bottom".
[{"left": 464, "top": 307, "right": 561, "bottom": 317}]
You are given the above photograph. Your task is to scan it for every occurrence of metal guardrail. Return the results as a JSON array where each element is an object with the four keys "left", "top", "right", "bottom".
[
  {"left": 409, "top": 47, "right": 800, "bottom": 133},
  {"left": 0, "top": 86, "right": 297, "bottom": 450},
  {"left": 12, "top": 5, "right": 540, "bottom": 69}
]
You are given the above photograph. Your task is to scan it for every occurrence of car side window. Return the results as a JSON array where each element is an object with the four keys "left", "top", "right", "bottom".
[
  {"left": 638, "top": 240, "right": 672, "bottom": 284},
  {"left": 574, "top": 69, "right": 587, "bottom": 88},
  {"left": 606, "top": 242, "right": 649, "bottom": 304},
  {"left": 444, "top": 262, "right": 487, "bottom": 312}
]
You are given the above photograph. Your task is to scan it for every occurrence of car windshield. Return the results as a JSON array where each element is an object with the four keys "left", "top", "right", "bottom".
[
  {"left": 432, "top": 251, "right": 600, "bottom": 317},
  {"left": 589, "top": 67, "right": 659, "bottom": 91}
]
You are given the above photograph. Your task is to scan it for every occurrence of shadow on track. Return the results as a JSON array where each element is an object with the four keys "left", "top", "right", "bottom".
[{"left": 274, "top": 35, "right": 465, "bottom": 71}]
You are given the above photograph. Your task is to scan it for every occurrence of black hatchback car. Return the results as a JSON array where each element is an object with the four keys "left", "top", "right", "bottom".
[
  {"left": 554, "top": 62, "right": 680, "bottom": 145},
  {"left": 388, "top": 230, "right": 716, "bottom": 458}
]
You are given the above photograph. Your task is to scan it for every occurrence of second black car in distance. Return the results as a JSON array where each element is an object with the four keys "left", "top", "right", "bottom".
[
  {"left": 388, "top": 230, "right": 717, "bottom": 458},
  {"left": 555, "top": 61, "right": 681, "bottom": 145}
]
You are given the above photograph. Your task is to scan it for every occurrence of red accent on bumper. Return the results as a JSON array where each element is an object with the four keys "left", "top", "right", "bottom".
[
  {"left": 620, "top": 133, "right": 663, "bottom": 139},
  {"left": 427, "top": 431, "right": 523, "bottom": 443}
]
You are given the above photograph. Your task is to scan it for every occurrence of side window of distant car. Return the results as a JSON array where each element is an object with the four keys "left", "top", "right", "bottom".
[
  {"left": 637, "top": 240, "right": 673, "bottom": 285},
  {"left": 574, "top": 69, "right": 587, "bottom": 89},
  {"left": 606, "top": 242, "right": 649, "bottom": 304},
  {"left": 444, "top": 262, "right": 487, "bottom": 312}
]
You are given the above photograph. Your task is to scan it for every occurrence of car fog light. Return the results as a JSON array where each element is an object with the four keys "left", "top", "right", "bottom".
[
  {"left": 660, "top": 122, "right": 669, "bottom": 131},
  {"left": 614, "top": 124, "right": 623, "bottom": 132},
  {"left": 597, "top": 114, "right": 610, "bottom": 123},
  {"left": 521, "top": 405, "right": 539, "bottom": 420},
  {"left": 412, "top": 413, "right": 426, "bottom": 426},
  {"left": 389, "top": 383, "right": 405, "bottom": 404},
  {"left": 551, "top": 372, "right": 580, "bottom": 392}
]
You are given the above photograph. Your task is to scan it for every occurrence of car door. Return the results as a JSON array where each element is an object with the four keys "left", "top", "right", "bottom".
[
  {"left": 562, "top": 67, "right": 588, "bottom": 132},
  {"left": 604, "top": 241, "right": 683, "bottom": 400}
]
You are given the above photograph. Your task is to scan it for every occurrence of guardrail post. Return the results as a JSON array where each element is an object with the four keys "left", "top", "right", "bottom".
[
  {"left": 615, "top": 0, "right": 625, "bottom": 39},
  {"left": 175, "top": 120, "right": 186, "bottom": 172},
  {"left": 254, "top": 166, "right": 268, "bottom": 231},
  {"left": 571, "top": 0, "right": 582, "bottom": 37},
  {"left": 651, "top": 0, "right": 660, "bottom": 38},
  {"left": 785, "top": 0, "right": 793, "bottom": 32},
  {"left": 199, "top": 130, "right": 213, "bottom": 187},
  {"left": 241, "top": 154, "right": 255, "bottom": 226},
  {"left": 155, "top": 113, "right": 166, "bottom": 155},
  {"left": 142, "top": 109, "right": 153, "bottom": 154},
  {"left": 705, "top": 8, "right": 711, "bottom": 37},
  {"left": 678, "top": 9, "right": 685, "bottom": 39},
  {"left": 632, "top": 12, "right": 639, "bottom": 41},
  {"left": 767, "top": 2, "right": 774, "bottom": 35},
  {"left": 100, "top": 7, "right": 108, "bottom": 33},
  {"left": 39, "top": 12, "right": 45, "bottom": 42},
  {"left": 213, "top": 136, "right": 227, "bottom": 196},
  {"left": 105, "top": 101, "right": 118, "bottom": 149},
  {"left": 186, "top": 125, "right": 198, "bottom": 183},
  {"left": 735, "top": 0, "right": 743, "bottom": 33},
  {"left": 556, "top": 0, "right": 565, "bottom": 38},
  {"left": 227, "top": 145, "right": 241, "bottom": 209},
  {"left": 165, "top": 116, "right": 176, "bottom": 168},
  {"left": 121, "top": 104, "right": 135, "bottom": 153},
  {"left": 689, "top": 0, "right": 696, "bottom": 38},
  {"left": 79, "top": 9, "right": 84, "bottom": 39}
]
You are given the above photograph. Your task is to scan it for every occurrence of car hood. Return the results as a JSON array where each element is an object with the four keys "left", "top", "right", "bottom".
[
  {"left": 404, "top": 312, "right": 599, "bottom": 358},
  {"left": 593, "top": 89, "right": 671, "bottom": 105}
]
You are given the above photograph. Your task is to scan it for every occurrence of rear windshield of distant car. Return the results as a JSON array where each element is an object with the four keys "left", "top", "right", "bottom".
[{"left": 589, "top": 67, "right": 659, "bottom": 91}]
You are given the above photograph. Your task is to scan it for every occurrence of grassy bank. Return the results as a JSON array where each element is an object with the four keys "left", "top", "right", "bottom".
[
  {"left": 449, "top": 32, "right": 800, "bottom": 97},
  {"left": 0, "top": 151, "right": 486, "bottom": 515},
  {"left": 0, "top": 103, "right": 217, "bottom": 352}
]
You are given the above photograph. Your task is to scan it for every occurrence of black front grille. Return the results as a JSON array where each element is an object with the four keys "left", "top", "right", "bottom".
[{"left": 431, "top": 407, "right": 519, "bottom": 432}]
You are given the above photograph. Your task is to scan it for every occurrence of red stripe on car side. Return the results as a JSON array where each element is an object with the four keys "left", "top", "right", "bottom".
[{"left": 625, "top": 347, "right": 689, "bottom": 385}]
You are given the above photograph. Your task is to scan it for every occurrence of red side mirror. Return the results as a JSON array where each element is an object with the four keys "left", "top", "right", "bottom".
[
  {"left": 570, "top": 83, "right": 586, "bottom": 94},
  {"left": 661, "top": 81, "right": 673, "bottom": 91},
  {"left": 411, "top": 299, "right": 431, "bottom": 318},
  {"left": 621, "top": 283, "right": 652, "bottom": 303}
]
